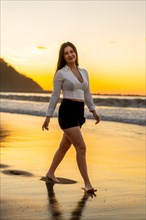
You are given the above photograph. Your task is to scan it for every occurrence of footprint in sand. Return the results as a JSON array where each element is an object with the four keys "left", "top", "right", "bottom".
[{"left": 1, "top": 169, "right": 34, "bottom": 177}]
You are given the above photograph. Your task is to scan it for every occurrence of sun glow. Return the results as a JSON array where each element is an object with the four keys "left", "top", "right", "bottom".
[{"left": 1, "top": 1, "right": 145, "bottom": 95}]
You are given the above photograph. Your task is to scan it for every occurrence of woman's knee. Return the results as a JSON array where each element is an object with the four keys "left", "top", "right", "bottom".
[
  {"left": 63, "top": 127, "right": 86, "bottom": 155},
  {"left": 75, "top": 143, "right": 86, "bottom": 155}
]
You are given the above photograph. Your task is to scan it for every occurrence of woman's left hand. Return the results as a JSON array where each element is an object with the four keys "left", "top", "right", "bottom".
[{"left": 92, "top": 111, "right": 100, "bottom": 124}]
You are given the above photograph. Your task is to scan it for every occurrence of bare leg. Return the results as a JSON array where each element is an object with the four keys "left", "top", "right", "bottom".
[
  {"left": 46, "top": 133, "right": 71, "bottom": 182},
  {"left": 63, "top": 126, "right": 94, "bottom": 191}
]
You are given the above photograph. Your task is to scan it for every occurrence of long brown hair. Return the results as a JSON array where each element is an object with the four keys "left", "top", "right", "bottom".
[{"left": 56, "top": 42, "right": 79, "bottom": 72}]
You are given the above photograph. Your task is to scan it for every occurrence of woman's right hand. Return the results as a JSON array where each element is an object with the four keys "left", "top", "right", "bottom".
[{"left": 42, "top": 116, "right": 50, "bottom": 131}]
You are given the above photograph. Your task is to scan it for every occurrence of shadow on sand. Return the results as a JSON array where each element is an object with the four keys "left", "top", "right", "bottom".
[{"left": 45, "top": 181, "right": 96, "bottom": 220}]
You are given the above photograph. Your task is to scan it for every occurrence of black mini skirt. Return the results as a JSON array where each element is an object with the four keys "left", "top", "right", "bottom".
[{"left": 58, "top": 99, "right": 86, "bottom": 129}]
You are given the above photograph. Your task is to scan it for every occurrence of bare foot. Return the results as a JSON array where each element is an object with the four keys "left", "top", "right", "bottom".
[
  {"left": 81, "top": 187, "right": 97, "bottom": 193},
  {"left": 46, "top": 173, "right": 60, "bottom": 183}
]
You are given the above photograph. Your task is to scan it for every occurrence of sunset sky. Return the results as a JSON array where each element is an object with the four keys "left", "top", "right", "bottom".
[{"left": 1, "top": 0, "right": 145, "bottom": 95}]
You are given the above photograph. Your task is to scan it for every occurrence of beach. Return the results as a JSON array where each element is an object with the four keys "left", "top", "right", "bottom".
[{"left": 0, "top": 112, "right": 145, "bottom": 220}]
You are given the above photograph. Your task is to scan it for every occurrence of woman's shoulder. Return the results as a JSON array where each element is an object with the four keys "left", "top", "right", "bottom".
[
  {"left": 56, "top": 66, "right": 68, "bottom": 75},
  {"left": 54, "top": 69, "right": 64, "bottom": 80}
]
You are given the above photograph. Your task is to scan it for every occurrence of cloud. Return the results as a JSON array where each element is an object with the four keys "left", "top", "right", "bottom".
[
  {"left": 36, "top": 46, "right": 48, "bottom": 50},
  {"left": 109, "top": 41, "right": 116, "bottom": 44},
  {"left": 7, "top": 55, "right": 28, "bottom": 62}
]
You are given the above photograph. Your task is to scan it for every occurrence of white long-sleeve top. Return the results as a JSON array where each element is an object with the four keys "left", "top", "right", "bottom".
[{"left": 46, "top": 65, "right": 96, "bottom": 116}]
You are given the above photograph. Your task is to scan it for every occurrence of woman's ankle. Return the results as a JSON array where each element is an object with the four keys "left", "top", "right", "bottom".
[
  {"left": 46, "top": 171, "right": 54, "bottom": 177},
  {"left": 85, "top": 182, "right": 93, "bottom": 190}
]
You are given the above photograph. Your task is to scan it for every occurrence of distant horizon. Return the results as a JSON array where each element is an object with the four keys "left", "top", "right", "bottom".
[
  {"left": 1, "top": 90, "right": 145, "bottom": 97},
  {"left": 43, "top": 90, "right": 145, "bottom": 97}
]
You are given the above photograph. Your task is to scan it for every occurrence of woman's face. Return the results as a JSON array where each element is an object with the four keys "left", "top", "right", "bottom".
[{"left": 64, "top": 46, "right": 76, "bottom": 65}]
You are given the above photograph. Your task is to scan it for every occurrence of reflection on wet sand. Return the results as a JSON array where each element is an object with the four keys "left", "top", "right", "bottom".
[
  {"left": 1, "top": 114, "right": 145, "bottom": 220},
  {"left": 45, "top": 182, "right": 96, "bottom": 220},
  {"left": 46, "top": 182, "right": 63, "bottom": 220},
  {"left": 0, "top": 127, "right": 10, "bottom": 143}
]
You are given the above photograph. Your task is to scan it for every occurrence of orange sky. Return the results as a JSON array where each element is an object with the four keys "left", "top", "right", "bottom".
[{"left": 1, "top": 1, "right": 145, "bottom": 95}]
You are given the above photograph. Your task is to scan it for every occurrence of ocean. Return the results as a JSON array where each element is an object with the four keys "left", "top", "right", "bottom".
[{"left": 0, "top": 92, "right": 145, "bottom": 126}]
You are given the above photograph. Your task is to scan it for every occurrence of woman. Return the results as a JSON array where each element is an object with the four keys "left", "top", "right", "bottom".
[{"left": 42, "top": 42, "right": 100, "bottom": 193}]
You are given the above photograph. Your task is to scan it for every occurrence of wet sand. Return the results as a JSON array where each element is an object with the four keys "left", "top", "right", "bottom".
[{"left": 0, "top": 112, "right": 145, "bottom": 220}]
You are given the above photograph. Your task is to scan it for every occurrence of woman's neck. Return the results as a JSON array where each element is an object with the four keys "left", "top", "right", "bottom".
[{"left": 67, "top": 63, "right": 77, "bottom": 70}]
